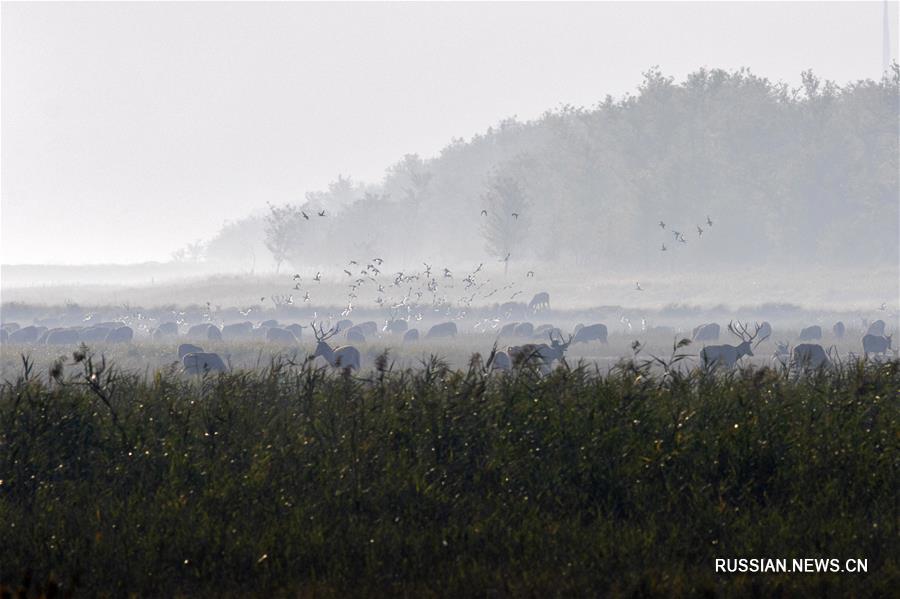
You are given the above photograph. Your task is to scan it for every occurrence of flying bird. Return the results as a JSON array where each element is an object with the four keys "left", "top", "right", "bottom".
[
  {"left": 343, "top": 269, "right": 352, "bottom": 277},
  {"left": 511, "top": 213, "right": 519, "bottom": 220},
  {"left": 314, "top": 272, "right": 322, "bottom": 281},
  {"left": 293, "top": 274, "right": 301, "bottom": 280},
  {"left": 293, "top": 283, "right": 301, "bottom": 290},
  {"left": 527, "top": 270, "right": 534, "bottom": 277},
  {"left": 303, "top": 292, "right": 310, "bottom": 302},
  {"left": 706, "top": 215, "right": 713, "bottom": 227},
  {"left": 659, "top": 220, "right": 666, "bottom": 229},
  {"left": 635, "top": 282, "right": 643, "bottom": 291},
  {"left": 318, "top": 210, "right": 326, "bottom": 217},
  {"left": 672, "top": 230, "right": 681, "bottom": 240},
  {"left": 373, "top": 257, "right": 383, "bottom": 265},
  {"left": 697, "top": 225, "right": 704, "bottom": 237},
  {"left": 302, "top": 212, "right": 309, "bottom": 220},
  {"left": 481, "top": 209, "right": 488, "bottom": 216},
  {"left": 661, "top": 243, "right": 667, "bottom": 251}
]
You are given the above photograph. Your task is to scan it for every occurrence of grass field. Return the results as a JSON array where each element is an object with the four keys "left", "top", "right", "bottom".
[{"left": 1, "top": 347, "right": 897, "bottom": 597}]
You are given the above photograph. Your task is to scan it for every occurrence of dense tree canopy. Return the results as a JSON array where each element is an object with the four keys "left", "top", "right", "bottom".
[{"left": 206, "top": 66, "right": 899, "bottom": 272}]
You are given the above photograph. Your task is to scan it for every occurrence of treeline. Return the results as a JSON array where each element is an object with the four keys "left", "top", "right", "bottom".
[{"left": 200, "top": 66, "right": 899, "bottom": 272}]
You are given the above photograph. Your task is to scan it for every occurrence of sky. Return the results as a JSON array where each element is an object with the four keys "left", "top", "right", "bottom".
[{"left": 2, "top": 1, "right": 897, "bottom": 265}]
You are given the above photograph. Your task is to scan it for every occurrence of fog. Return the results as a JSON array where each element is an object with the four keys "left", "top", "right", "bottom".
[{"left": 1, "top": 2, "right": 898, "bottom": 361}]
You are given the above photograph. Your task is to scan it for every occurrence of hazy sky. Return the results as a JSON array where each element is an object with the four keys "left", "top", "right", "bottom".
[{"left": 2, "top": 1, "right": 897, "bottom": 265}]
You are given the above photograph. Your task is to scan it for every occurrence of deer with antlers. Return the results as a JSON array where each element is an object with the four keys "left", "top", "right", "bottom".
[
  {"left": 311, "top": 322, "right": 361, "bottom": 371},
  {"left": 700, "top": 321, "right": 769, "bottom": 369},
  {"left": 508, "top": 331, "right": 572, "bottom": 374}
]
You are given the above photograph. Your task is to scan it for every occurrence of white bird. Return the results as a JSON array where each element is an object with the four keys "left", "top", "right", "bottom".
[
  {"left": 635, "top": 282, "right": 643, "bottom": 291},
  {"left": 314, "top": 272, "right": 322, "bottom": 281},
  {"left": 303, "top": 292, "right": 310, "bottom": 302}
]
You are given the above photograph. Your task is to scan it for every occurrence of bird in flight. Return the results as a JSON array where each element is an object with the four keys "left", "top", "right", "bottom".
[
  {"left": 302, "top": 211, "right": 309, "bottom": 220},
  {"left": 260, "top": 297, "right": 266, "bottom": 302},
  {"left": 527, "top": 270, "right": 534, "bottom": 277},
  {"left": 661, "top": 243, "right": 667, "bottom": 251},
  {"left": 303, "top": 292, "right": 310, "bottom": 302},
  {"left": 293, "top": 273, "right": 301, "bottom": 280},
  {"left": 706, "top": 215, "right": 713, "bottom": 227},
  {"left": 511, "top": 213, "right": 519, "bottom": 220},
  {"left": 659, "top": 220, "right": 666, "bottom": 229},
  {"left": 314, "top": 272, "right": 322, "bottom": 281},
  {"left": 343, "top": 269, "right": 352, "bottom": 277},
  {"left": 697, "top": 225, "right": 704, "bottom": 237},
  {"left": 318, "top": 210, "right": 326, "bottom": 217},
  {"left": 373, "top": 257, "right": 384, "bottom": 265},
  {"left": 293, "top": 283, "right": 301, "bottom": 290},
  {"left": 672, "top": 230, "right": 681, "bottom": 239},
  {"left": 481, "top": 209, "right": 488, "bottom": 216},
  {"left": 635, "top": 282, "right": 644, "bottom": 291}
]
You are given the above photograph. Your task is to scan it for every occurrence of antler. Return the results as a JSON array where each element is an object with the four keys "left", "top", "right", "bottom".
[
  {"left": 311, "top": 322, "right": 336, "bottom": 342},
  {"left": 728, "top": 320, "right": 766, "bottom": 345},
  {"left": 549, "top": 330, "right": 574, "bottom": 348}
]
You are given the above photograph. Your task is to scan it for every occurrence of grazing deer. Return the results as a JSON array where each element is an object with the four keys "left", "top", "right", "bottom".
[
  {"left": 572, "top": 323, "right": 608, "bottom": 344},
  {"left": 862, "top": 334, "right": 893, "bottom": 357},
  {"left": 528, "top": 292, "right": 550, "bottom": 313},
  {"left": 798, "top": 325, "right": 822, "bottom": 341},
  {"left": 489, "top": 350, "right": 512, "bottom": 371},
  {"left": 182, "top": 352, "right": 228, "bottom": 375},
  {"left": 692, "top": 323, "right": 720, "bottom": 341},
  {"left": 700, "top": 321, "right": 768, "bottom": 368},
  {"left": 866, "top": 320, "right": 886, "bottom": 336},
  {"left": 311, "top": 323, "right": 360, "bottom": 370},
  {"left": 832, "top": 321, "right": 845, "bottom": 339},
  {"left": 791, "top": 344, "right": 830, "bottom": 369},
  {"left": 425, "top": 322, "right": 458, "bottom": 339}
]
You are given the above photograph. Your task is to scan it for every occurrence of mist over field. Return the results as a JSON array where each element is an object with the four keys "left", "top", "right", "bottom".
[{"left": 1, "top": 2, "right": 899, "bottom": 596}]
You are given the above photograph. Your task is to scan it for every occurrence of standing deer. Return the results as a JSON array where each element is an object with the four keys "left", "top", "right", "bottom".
[
  {"left": 528, "top": 292, "right": 550, "bottom": 313},
  {"left": 508, "top": 331, "right": 572, "bottom": 374},
  {"left": 862, "top": 334, "right": 893, "bottom": 357},
  {"left": 700, "top": 321, "right": 768, "bottom": 369},
  {"left": 311, "top": 323, "right": 361, "bottom": 370}
]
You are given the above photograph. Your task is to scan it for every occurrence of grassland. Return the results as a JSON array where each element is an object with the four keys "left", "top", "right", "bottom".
[{"left": 1, "top": 347, "right": 897, "bottom": 597}]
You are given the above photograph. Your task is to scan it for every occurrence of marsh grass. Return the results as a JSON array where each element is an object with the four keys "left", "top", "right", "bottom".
[{"left": 1, "top": 351, "right": 897, "bottom": 597}]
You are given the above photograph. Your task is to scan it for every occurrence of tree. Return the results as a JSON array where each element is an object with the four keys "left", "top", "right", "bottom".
[
  {"left": 263, "top": 203, "right": 305, "bottom": 273},
  {"left": 481, "top": 171, "right": 529, "bottom": 275}
]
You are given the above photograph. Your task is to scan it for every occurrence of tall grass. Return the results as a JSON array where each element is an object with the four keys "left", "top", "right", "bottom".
[{"left": 1, "top": 350, "right": 897, "bottom": 597}]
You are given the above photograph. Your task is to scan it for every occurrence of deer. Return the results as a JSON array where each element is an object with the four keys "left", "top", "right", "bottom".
[
  {"left": 528, "top": 292, "right": 550, "bottom": 313},
  {"left": 862, "top": 333, "right": 893, "bottom": 358},
  {"left": 700, "top": 321, "right": 768, "bottom": 369},
  {"left": 311, "top": 323, "right": 361, "bottom": 371},
  {"left": 791, "top": 344, "right": 830, "bottom": 370},
  {"left": 508, "top": 331, "right": 572, "bottom": 374}
]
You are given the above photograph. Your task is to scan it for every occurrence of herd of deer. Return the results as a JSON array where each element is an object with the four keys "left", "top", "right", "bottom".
[{"left": 169, "top": 317, "right": 893, "bottom": 376}]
